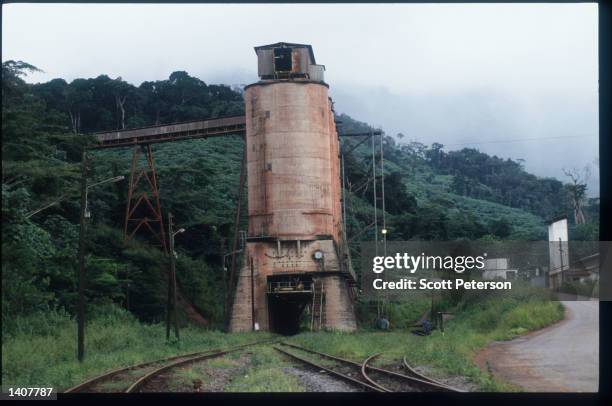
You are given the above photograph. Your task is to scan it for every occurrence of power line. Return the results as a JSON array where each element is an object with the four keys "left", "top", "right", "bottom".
[{"left": 442, "top": 134, "right": 597, "bottom": 147}]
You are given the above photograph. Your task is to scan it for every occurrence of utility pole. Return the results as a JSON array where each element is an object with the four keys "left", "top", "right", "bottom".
[
  {"left": 558, "top": 237, "right": 565, "bottom": 285},
  {"left": 75, "top": 155, "right": 124, "bottom": 361},
  {"left": 166, "top": 229, "right": 172, "bottom": 340},
  {"left": 172, "top": 252, "right": 179, "bottom": 340},
  {"left": 77, "top": 151, "right": 88, "bottom": 362},
  {"left": 379, "top": 131, "right": 387, "bottom": 317},
  {"left": 380, "top": 131, "right": 387, "bottom": 254},
  {"left": 220, "top": 237, "right": 226, "bottom": 319},
  {"left": 167, "top": 212, "right": 183, "bottom": 340},
  {"left": 371, "top": 132, "right": 380, "bottom": 319}
]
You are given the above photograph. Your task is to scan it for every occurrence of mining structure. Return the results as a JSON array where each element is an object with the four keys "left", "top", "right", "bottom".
[
  {"left": 93, "top": 42, "right": 359, "bottom": 334},
  {"left": 229, "top": 42, "right": 358, "bottom": 334}
]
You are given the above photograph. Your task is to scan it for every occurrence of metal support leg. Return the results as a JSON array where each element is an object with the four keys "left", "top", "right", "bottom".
[{"left": 124, "top": 144, "right": 168, "bottom": 253}]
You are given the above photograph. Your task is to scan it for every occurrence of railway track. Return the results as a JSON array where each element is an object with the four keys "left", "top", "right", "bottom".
[
  {"left": 65, "top": 339, "right": 275, "bottom": 393},
  {"left": 402, "top": 356, "right": 456, "bottom": 389},
  {"left": 66, "top": 339, "right": 462, "bottom": 393},
  {"left": 277, "top": 342, "right": 462, "bottom": 392},
  {"left": 274, "top": 345, "right": 382, "bottom": 391}
]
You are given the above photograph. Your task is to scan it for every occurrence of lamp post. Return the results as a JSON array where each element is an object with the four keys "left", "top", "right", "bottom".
[
  {"left": 166, "top": 212, "right": 184, "bottom": 340},
  {"left": 77, "top": 151, "right": 124, "bottom": 362}
]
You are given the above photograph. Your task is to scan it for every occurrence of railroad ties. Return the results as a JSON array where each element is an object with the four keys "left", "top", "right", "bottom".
[
  {"left": 275, "top": 342, "right": 462, "bottom": 392},
  {"left": 65, "top": 339, "right": 462, "bottom": 393}
]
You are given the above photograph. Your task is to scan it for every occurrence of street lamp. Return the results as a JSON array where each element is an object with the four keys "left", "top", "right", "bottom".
[
  {"left": 223, "top": 249, "right": 243, "bottom": 272},
  {"left": 166, "top": 212, "right": 184, "bottom": 340},
  {"left": 26, "top": 176, "right": 125, "bottom": 220},
  {"left": 77, "top": 152, "right": 125, "bottom": 362}
]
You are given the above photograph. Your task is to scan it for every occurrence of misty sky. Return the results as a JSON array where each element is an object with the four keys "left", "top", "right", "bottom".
[{"left": 2, "top": 3, "right": 599, "bottom": 195}]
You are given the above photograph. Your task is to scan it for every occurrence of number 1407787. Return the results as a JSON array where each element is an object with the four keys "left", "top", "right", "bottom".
[{"left": 2, "top": 387, "right": 55, "bottom": 400}]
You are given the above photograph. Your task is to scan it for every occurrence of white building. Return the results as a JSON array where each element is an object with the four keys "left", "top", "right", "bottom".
[{"left": 547, "top": 215, "right": 569, "bottom": 289}]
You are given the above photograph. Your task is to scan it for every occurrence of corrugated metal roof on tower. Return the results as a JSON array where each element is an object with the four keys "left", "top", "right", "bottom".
[{"left": 254, "top": 42, "right": 316, "bottom": 64}]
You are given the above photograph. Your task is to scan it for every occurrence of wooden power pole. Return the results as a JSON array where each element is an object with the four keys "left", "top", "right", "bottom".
[
  {"left": 166, "top": 212, "right": 180, "bottom": 340},
  {"left": 77, "top": 151, "right": 88, "bottom": 362}
]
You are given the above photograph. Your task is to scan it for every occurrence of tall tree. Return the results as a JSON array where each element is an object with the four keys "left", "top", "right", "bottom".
[
  {"left": 562, "top": 166, "right": 589, "bottom": 225},
  {"left": 2, "top": 61, "right": 41, "bottom": 104},
  {"left": 110, "top": 77, "right": 132, "bottom": 130},
  {"left": 65, "top": 79, "right": 93, "bottom": 133}
]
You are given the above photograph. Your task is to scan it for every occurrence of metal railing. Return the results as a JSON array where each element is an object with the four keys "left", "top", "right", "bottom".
[{"left": 267, "top": 280, "right": 313, "bottom": 293}]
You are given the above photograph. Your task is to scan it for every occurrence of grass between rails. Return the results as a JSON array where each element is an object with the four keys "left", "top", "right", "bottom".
[
  {"left": 289, "top": 289, "right": 564, "bottom": 391},
  {"left": 224, "top": 345, "right": 303, "bottom": 392},
  {"left": 1, "top": 304, "right": 274, "bottom": 391},
  {"left": 162, "top": 345, "right": 304, "bottom": 392},
  {"left": 164, "top": 353, "right": 246, "bottom": 392}
]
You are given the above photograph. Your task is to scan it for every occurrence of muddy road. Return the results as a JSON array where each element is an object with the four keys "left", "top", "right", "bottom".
[{"left": 475, "top": 300, "right": 598, "bottom": 392}]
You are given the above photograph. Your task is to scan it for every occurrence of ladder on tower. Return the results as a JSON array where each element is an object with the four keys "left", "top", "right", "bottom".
[{"left": 310, "top": 279, "right": 325, "bottom": 331}]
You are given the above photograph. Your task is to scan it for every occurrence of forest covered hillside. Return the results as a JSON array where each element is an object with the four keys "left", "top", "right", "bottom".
[{"left": 2, "top": 61, "right": 599, "bottom": 330}]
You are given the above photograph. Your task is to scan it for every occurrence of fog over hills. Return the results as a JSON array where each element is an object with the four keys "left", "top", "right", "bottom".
[
  {"left": 3, "top": 3, "right": 599, "bottom": 195},
  {"left": 204, "top": 67, "right": 600, "bottom": 197},
  {"left": 329, "top": 84, "right": 600, "bottom": 197}
]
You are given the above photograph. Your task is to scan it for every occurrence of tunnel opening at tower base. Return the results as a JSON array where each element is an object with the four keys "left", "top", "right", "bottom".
[{"left": 267, "top": 275, "right": 313, "bottom": 335}]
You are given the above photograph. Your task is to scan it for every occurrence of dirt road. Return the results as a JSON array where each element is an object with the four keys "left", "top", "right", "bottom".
[{"left": 475, "top": 300, "right": 599, "bottom": 392}]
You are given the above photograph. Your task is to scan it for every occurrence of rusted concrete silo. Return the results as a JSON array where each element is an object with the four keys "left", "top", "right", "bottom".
[{"left": 229, "top": 42, "right": 357, "bottom": 334}]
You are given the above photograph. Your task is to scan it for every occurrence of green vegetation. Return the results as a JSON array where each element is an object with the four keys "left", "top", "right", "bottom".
[
  {"left": 355, "top": 291, "right": 432, "bottom": 330},
  {"left": 290, "top": 285, "right": 564, "bottom": 391},
  {"left": 0, "top": 60, "right": 591, "bottom": 391},
  {"left": 560, "top": 279, "right": 599, "bottom": 298},
  {"left": 1, "top": 304, "right": 273, "bottom": 390},
  {"left": 225, "top": 366, "right": 303, "bottom": 392},
  {"left": 2, "top": 285, "right": 563, "bottom": 392},
  {"left": 2, "top": 60, "right": 244, "bottom": 329},
  {"left": 224, "top": 346, "right": 303, "bottom": 392}
]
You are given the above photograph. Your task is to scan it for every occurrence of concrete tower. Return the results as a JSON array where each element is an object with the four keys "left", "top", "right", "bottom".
[{"left": 229, "top": 42, "right": 357, "bottom": 334}]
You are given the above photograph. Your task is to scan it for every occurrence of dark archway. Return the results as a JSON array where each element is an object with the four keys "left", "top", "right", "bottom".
[{"left": 267, "top": 293, "right": 311, "bottom": 335}]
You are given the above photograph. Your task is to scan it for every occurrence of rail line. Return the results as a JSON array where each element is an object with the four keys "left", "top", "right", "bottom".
[
  {"left": 402, "top": 356, "right": 457, "bottom": 389},
  {"left": 273, "top": 345, "right": 383, "bottom": 392},
  {"left": 361, "top": 353, "right": 461, "bottom": 392},
  {"left": 65, "top": 339, "right": 275, "bottom": 393},
  {"left": 279, "top": 342, "right": 461, "bottom": 392}
]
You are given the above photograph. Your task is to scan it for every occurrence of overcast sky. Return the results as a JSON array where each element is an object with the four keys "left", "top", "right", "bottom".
[{"left": 2, "top": 3, "right": 599, "bottom": 195}]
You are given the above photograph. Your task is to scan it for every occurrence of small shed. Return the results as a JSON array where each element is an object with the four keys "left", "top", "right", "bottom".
[{"left": 254, "top": 42, "right": 325, "bottom": 81}]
